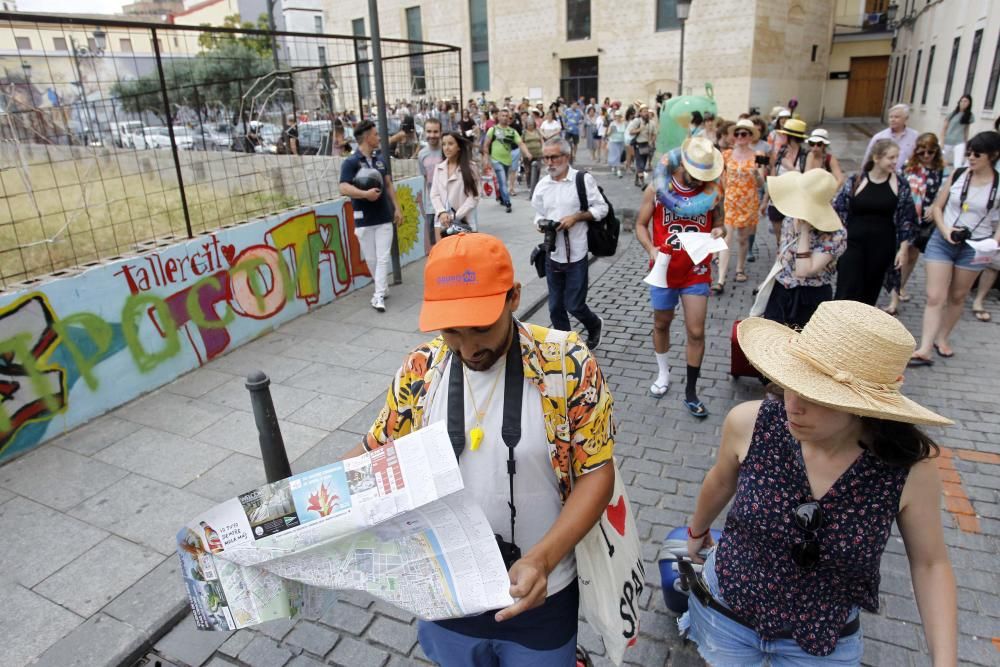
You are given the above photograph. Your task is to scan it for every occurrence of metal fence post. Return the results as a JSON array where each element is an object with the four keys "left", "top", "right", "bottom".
[
  {"left": 245, "top": 371, "right": 292, "bottom": 483},
  {"left": 151, "top": 27, "right": 195, "bottom": 239}
]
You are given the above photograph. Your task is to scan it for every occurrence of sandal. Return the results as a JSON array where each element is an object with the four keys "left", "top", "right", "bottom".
[
  {"left": 899, "top": 292, "right": 912, "bottom": 303},
  {"left": 933, "top": 343, "right": 954, "bottom": 358},
  {"left": 882, "top": 305, "right": 898, "bottom": 317},
  {"left": 710, "top": 282, "right": 725, "bottom": 295},
  {"left": 973, "top": 309, "right": 992, "bottom": 322},
  {"left": 683, "top": 398, "right": 709, "bottom": 418},
  {"left": 735, "top": 272, "right": 748, "bottom": 283},
  {"left": 907, "top": 354, "right": 934, "bottom": 367},
  {"left": 649, "top": 381, "right": 669, "bottom": 398}
]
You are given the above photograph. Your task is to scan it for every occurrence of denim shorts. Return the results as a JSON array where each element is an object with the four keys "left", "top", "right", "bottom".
[
  {"left": 923, "top": 228, "right": 982, "bottom": 271},
  {"left": 650, "top": 282, "right": 712, "bottom": 311},
  {"left": 678, "top": 549, "right": 863, "bottom": 666}
]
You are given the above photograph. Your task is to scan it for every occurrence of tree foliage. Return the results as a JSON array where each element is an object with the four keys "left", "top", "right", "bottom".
[{"left": 196, "top": 14, "right": 273, "bottom": 59}]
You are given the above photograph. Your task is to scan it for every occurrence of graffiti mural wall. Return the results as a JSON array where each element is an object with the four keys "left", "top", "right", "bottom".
[{"left": 0, "top": 177, "right": 426, "bottom": 463}]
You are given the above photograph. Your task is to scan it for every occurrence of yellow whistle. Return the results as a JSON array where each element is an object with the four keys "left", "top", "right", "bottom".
[
  {"left": 962, "top": 203, "right": 969, "bottom": 212},
  {"left": 470, "top": 426, "right": 484, "bottom": 451}
]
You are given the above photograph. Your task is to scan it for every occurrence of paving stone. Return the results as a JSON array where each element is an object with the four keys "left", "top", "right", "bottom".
[
  {"left": 218, "top": 629, "right": 256, "bottom": 657},
  {"left": 238, "top": 634, "right": 294, "bottom": 667},
  {"left": 286, "top": 393, "right": 369, "bottom": 431},
  {"left": 366, "top": 615, "right": 418, "bottom": 654},
  {"left": 52, "top": 415, "right": 146, "bottom": 456},
  {"left": 95, "top": 426, "right": 230, "bottom": 486},
  {"left": 205, "top": 345, "right": 311, "bottom": 383},
  {"left": 34, "top": 535, "right": 163, "bottom": 617},
  {"left": 115, "top": 389, "right": 231, "bottom": 438},
  {"left": 0, "top": 496, "right": 107, "bottom": 587},
  {"left": 34, "top": 612, "right": 146, "bottom": 667},
  {"left": 155, "top": 614, "right": 233, "bottom": 666},
  {"left": 0, "top": 445, "right": 128, "bottom": 511},
  {"left": 185, "top": 451, "right": 269, "bottom": 502},
  {"left": 287, "top": 655, "right": 327, "bottom": 667},
  {"left": 193, "top": 409, "right": 329, "bottom": 461},
  {"left": 1, "top": 580, "right": 83, "bottom": 667},
  {"left": 103, "top": 555, "right": 188, "bottom": 638},
  {"left": 327, "top": 635, "right": 390, "bottom": 667},
  {"left": 205, "top": 376, "right": 319, "bottom": 418},
  {"left": 285, "top": 362, "right": 395, "bottom": 402},
  {"left": 332, "top": 396, "right": 387, "bottom": 436},
  {"left": 284, "top": 620, "right": 340, "bottom": 657},
  {"left": 283, "top": 338, "right": 383, "bottom": 369},
  {"left": 166, "top": 367, "right": 239, "bottom": 398},
  {"left": 69, "top": 474, "right": 215, "bottom": 555},
  {"left": 292, "top": 429, "right": 363, "bottom": 472},
  {"left": 257, "top": 616, "right": 298, "bottom": 641},
  {"left": 319, "top": 599, "right": 375, "bottom": 635},
  {"left": 370, "top": 600, "right": 416, "bottom": 624}
]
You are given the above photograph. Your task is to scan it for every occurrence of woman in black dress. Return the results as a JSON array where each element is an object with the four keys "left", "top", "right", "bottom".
[{"left": 833, "top": 139, "right": 916, "bottom": 306}]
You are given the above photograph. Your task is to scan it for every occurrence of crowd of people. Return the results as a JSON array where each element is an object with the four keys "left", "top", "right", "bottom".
[{"left": 329, "top": 91, "right": 996, "bottom": 666}]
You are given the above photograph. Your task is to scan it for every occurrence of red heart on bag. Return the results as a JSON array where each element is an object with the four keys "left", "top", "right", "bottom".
[{"left": 606, "top": 496, "right": 626, "bottom": 536}]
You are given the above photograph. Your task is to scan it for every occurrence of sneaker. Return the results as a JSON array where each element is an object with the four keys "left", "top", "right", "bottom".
[
  {"left": 505, "top": 203, "right": 512, "bottom": 213},
  {"left": 586, "top": 316, "right": 604, "bottom": 350},
  {"left": 371, "top": 295, "right": 386, "bottom": 312}
]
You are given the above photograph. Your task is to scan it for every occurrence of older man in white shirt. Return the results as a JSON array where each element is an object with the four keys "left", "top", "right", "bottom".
[
  {"left": 531, "top": 138, "right": 608, "bottom": 348},
  {"left": 864, "top": 104, "right": 919, "bottom": 170}
]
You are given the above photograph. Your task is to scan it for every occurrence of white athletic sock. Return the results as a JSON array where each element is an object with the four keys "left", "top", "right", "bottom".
[{"left": 653, "top": 352, "right": 671, "bottom": 388}]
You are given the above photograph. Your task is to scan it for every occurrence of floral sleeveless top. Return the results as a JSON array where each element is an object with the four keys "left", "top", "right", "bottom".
[{"left": 715, "top": 399, "right": 910, "bottom": 656}]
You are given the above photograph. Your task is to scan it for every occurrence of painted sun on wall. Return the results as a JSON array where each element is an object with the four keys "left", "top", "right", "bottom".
[{"left": 0, "top": 179, "right": 426, "bottom": 462}]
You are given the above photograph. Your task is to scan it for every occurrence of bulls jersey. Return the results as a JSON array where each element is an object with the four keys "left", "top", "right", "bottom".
[{"left": 651, "top": 173, "right": 719, "bottom": 288}]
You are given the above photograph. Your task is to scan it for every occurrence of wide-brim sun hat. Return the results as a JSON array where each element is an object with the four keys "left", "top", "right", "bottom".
[
  {"left": 777, "top": 118, "right": 808, "bottom": 138},
  {"left": 729, "top": 118, "right": 760, "bottom": 142},
  {"left": 681, "top": 136, "right": 724, "bottom": 181},
  {"left": 737, "top": 302, "right": 952, "bottom": 426},
  {"left": 808, "top": 128, "right": 831, "bottom": 145},
  {"left": 776, "top": 108, "right": 792, "bottom": 119},
  {"left": 766, "top": 169, "right": 842, "bottom": 232}
]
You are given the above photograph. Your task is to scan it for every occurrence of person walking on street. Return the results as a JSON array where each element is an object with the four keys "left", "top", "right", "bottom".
[
  {"left": 417, "top": 118, "right": 444, "bottom": 247},
  {"left": 803, "top": 129, "right": 845, "bottom": 187},
  {"left": 531, "top": 138, "right": 607, "bottom": 348},
  {"left": 833, "top": 139, "right": 916, "bottom": 307},
  {"left": 716, "top": 118, "right": 766, "bottom": 292},
  {"left": 431, "top": 131, "right": 480, "bottom": 241},
  {"left": 540, "top": 108, "right": 562, "bottom": 143},
  {"left": 606, "top": 109, "right": 627, "bottom": 178},
  {"left": 886, "top": 133, "right": 945, "bottom": 315},
  {"left": 764, "top": 118, "right": 809, "bottom": 247},
  {"left": 864, "top": 104, "right": 919, "bottom": 170},
  {"left": 339, "top": 120, "right": 403, "bottom": 313},
  {"left": 635, "top": 137, "right": 726, "bottom": 416},
  {"left": 342, "top": 233, "right": 616, "bottom": 667},
  {"left": 521, "top": 113, "right": 545, "bottom": 197},
  {"left": 682, "top": 301, "right": 957, "bottom": 667},
  {"left": 564, "top": 101, "right": 584, "bottom": 162},
  {"left": 941, "top": 94, "right": 975, "bottom": 170},
  {"left": 628, "top": 105, "right": 657, "bottom": 189},
  {"left": 483, "top": 109, "right": 532, "bottom": 214},
  {"left": 910, "top": 131, "right": 1000, "bottom": 366}
]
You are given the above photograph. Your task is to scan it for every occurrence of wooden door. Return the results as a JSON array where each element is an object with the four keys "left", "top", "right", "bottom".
[{"left": 844, "top": 56, "right": 889, "bottom": 117}]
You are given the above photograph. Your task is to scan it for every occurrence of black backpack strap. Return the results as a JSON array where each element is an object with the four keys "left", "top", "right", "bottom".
[
  {"left": 575, "top": 170, "right": 588, "bottom": 212},
  {"left": 446, "top": 352, "right": 465, "bottom": 460}
]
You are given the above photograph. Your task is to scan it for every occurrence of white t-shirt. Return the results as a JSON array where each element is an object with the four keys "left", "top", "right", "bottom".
[
  {"left": 425, "top": 355, "right": 576, "bottom": 596},
  {"left": 540, "top": 119, "right": 563, "bottom": 140}
]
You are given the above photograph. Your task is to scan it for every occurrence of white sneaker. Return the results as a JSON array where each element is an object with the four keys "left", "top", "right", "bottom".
[{"left": 371, "top": 295, "right": 386, "bottom": 312}]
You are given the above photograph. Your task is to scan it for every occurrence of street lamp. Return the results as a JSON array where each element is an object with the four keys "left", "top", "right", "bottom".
[
  {"left": 677, "top": 0, "right": 691, "bottom": 96},
  {"left": 886, "top": 2, "right": 899, "bottom": 27},
  {"left": 69, "top": 29, "right": 106, "bottom": 145}
]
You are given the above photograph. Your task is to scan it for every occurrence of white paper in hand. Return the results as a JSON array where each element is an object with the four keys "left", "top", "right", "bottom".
[
  {"left": 675, "top": 232, "right": 729, "bottom": 265},
  {"left": 967, "top": 238, "right": 999, "bottom": 265},
  {"left": 642, "top": 252, "right": 670, "bottom": 288}
]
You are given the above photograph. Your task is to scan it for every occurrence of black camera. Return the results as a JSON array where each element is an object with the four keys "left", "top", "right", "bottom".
[
  {"left": 495, "top": 534, "right": 522, "bottom": 571},
  {"left": 537, "top": 219, "right": 560, "bottom": 252},
  {"left": 530, "top": 244, "right": 547, "bottom": 278},
  {"left": 950, "top": 227, "right": 972, "bottom": 243},
  {"left": 755, "top": 154, "right": 769, "bottom": 167},
  {"left": 440, "top": 220, "right": 473, "bottom": 237}
]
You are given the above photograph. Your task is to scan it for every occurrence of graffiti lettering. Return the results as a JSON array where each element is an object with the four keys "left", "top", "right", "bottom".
[{"left": 113, "top": 237, "right": 224, "bottom": 295}]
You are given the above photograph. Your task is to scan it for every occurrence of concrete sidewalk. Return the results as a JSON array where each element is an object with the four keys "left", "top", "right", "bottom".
[{"left": 0, "top": 152, "right": 627, "bottom": 667}]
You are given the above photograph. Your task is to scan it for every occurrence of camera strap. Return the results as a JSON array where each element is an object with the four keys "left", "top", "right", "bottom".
[
  {"left": 958, "top": 168, "right": 999, "bottom": 236},
  {"left": 446, "top": 323, "right": 523, "bottom": 546}
]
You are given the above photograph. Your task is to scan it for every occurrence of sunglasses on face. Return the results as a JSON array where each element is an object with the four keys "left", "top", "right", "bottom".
[
  {"left": 791, "top": 501, "right": 823, "bottom": 569},
  {"left": 807, "top": 141, "right": 824, "bottom": 147},
  {"left": 542, "top": 154, "right": 566, "bottom": 162},
  {"left": 916, "top": 147, "right": 938, "bottom": 155},
  {"left": 968, "top": 150, "right": 985, "bottom": 158},
  {"left": 733, "top": 131, "right": 751, "bottom": 138}
]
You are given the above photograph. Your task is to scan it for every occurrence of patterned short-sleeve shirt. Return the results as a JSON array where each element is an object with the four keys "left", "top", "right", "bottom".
[
  {"left": 775, "top": 217, "right": 847, "bottom": 289},
  {"left": 363, "top": 321, "right": 615, "bottom": 502}
]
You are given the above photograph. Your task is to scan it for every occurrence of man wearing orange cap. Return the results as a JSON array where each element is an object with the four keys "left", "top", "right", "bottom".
[{"left": 342, "top": 232, "right": 615, "bottom": 666}]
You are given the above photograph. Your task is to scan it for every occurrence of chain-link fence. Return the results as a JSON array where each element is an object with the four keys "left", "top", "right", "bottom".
[{"left": 0, "top": 12, "right": 462, "bottom": 290}]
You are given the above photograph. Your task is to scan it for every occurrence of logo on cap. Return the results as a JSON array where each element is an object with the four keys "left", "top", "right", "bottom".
[{"left": 436, "top": 270, "right": 478, "bottom": 286}]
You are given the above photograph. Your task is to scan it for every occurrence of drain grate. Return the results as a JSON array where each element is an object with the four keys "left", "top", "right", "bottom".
[{"left": 130, "top": 652, "right": 183, "bottom": 667}]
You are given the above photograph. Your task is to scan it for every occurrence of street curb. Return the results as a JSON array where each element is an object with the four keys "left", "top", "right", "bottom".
[{"left": 117, "top": 602, "right": 191, "bottom": 667}]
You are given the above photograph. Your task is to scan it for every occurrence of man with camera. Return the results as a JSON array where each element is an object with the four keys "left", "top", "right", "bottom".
[
  {"left": 483, "top": 109, "right": 532, "bottom": 214},
  {"left": 339, "top": 120, "right": 403, "bottom": 313},
  {"left": 531, "top": 138, "right": 607, "bottom": 349},
  {"left": 341, "top": 232, "right": 615, "bottom": 666}
]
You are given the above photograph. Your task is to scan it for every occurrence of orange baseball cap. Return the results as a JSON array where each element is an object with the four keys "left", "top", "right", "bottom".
[{"left": 419, "top": 233, "right": 514, "bottom": 332}]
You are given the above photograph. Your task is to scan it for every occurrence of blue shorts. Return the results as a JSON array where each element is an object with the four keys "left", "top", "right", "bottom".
[
  {"left": 923, "top": 228, "right": 982, "bottom": 271},
  {"left": 650, "top": 282, "right": 711, "bottom": 311},
  {"left": 417, "top": 621, "right": 577, "bottom": 666},
  {"left": 679, "top": 549, "right": 863, "bottom": 666}
]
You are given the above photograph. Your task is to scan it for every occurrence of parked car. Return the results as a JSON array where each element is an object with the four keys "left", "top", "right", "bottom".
[
  {"left": 109, "top": 121, "right": 144, "bottom": 148},
  {"left": 132, "top": 126, "right": 195, "bottom": 150}
]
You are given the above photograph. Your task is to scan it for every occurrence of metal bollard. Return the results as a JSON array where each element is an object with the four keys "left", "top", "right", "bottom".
[{"left": 245, "top": 370, "right": 292, "bottom": 483}]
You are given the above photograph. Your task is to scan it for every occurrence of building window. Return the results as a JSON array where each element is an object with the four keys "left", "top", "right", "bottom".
[
  {"left": 656, "top": 0, "right": 680, "bottom": 31},
  {"left": 406, "top": 6, "right": 426, "bottom": 94},
  {"left": 567, "top": 0, "right": 590, "bottom": 41},
  {"left": 943, "top": 37, "right": 960, "bottom": 106},
  {"left": 352, "top": 18, "right": 372, "bottom": 101},
  {"left": 469, "top": 0, "right": 490, "bottom": 91},
  {"left": 964, "top": 28, "right": 983, "bottom": 95},
  {"left": 889, "top": 57, "right": 900, "bottom": 104},
  {"left": 53, "top": 36, "right": 68, "bottom": 51},
  {"left": 318, "top": 45, "right": 325, "bottom": 64},
  {"left": 986, "top": 35, "right": 1000, "bottom": 111},
  {"left": 896, "top": 54, "right": 907, "bottom": 102},
  {"left": 922, "top": 45, "right": 935, "bottom": 105},
  {"left": 811, "top": 45, "right": 818, "bottom": 62},
  {"left": 119, "top": 38, "right": 133, "bottom": 53},
  {"left": 314, "top": 16, "right": 323, "bottom": 34},
  {"left": 910, "top": 49, "right": 922, "bottom": 104},
  {"left": 15, "top": 36, "right": 31, "bottom": 50},
  {"left": 87, "top": 37, "right": 97, "bottom": 51}
]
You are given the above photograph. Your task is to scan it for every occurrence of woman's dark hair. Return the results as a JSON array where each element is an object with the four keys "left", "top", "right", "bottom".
[
  {"left": 905, "top": 132, "right": 944, "bottom": 172},
  {"left": 691, "top": 110, "right": 704, "bottom": 126},
  {"left": 442, "top": 131, "right": 478, "bottom": 197},
  {"left": 949, "top": 94, "right": 973, "bottom": 126},
  {"left": 860, "top": 417, "right": 939, "bottom": 468},
  {"left": 625, "top": 107, "right": 636, "bottom": 121},
  {"left": 966, "top": 131, "right": 1000, "bottom": 165}
]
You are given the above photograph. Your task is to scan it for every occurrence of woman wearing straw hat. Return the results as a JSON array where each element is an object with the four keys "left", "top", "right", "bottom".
[
  {"left": 763, "top": 118, "right": 809, "bottom": 247},
  {"left": 680, "top": 301, "right": 957, "bottom": 665},
  {"left": 803, "top": 129, "right": 845, "bottom": 187},
  {"left": 716, "top": 119, "right": 767, "bottom": 292},
  {"left": 760, "top": 169, "right": 846, "bottom": 330}
]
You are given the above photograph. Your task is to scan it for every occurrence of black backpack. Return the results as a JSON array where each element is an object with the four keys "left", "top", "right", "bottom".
[{"left": 575, "top": 170, "right": 620, "bottom": 257}]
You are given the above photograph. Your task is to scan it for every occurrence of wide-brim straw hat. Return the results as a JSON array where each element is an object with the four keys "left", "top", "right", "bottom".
[
  {"left": 778, "top": 118, "right": 808, "bottom": 138},
  {"left": 681, "top": 136, "right": 724, "bottom": 181},
  {"left": 737, "top": 302, "right": 952, "bottom": 426},
  {"left": 729, "top": 118, "right": 760, "bottom": 142},
  {"left": 767, "top": 169, "right": 842, "bottom": 232},
  {"left": 808, "top": 128, "right": 831, "bottom": 145}
]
